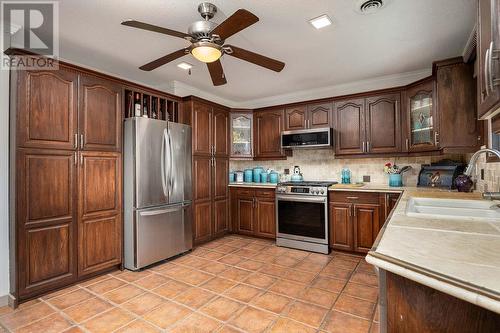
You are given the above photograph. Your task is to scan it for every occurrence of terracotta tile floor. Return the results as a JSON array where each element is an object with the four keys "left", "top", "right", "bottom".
[{"left": 0, "top": 235, "right": 380, "bottom": 332}]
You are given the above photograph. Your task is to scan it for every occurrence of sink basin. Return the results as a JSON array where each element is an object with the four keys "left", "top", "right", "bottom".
[{"left": 406, "top": 197, "right": 500, "bottom": 220}]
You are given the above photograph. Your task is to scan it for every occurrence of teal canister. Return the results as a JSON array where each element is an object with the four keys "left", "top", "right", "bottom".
[
  {"left": 269, "top": 171, "right": 279, "bottom": 184},
  {"left": 260, "top": 172, "right": 269, "bottom": 183},
  {"left": 244, "top": 169, "right": 253, "bottom": 182},
  {"left": 253, "top": 167, "right": 264, "bottom": 183},
  {"left": 229, "top": 172, "right": 235, "bottom": 183}
]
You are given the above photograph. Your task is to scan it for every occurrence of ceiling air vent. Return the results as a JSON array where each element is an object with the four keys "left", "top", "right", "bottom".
[{"left": 356, "top": 0, "right": 385, "bottom": 14}]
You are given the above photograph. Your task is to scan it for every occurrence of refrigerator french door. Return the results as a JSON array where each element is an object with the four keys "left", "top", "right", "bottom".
[{"left": 124, "top": 117, "right": 192, "bottom": 270}]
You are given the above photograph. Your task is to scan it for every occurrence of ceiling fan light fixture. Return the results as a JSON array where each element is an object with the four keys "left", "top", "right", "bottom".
[{"left": 190, "top": 41, "right": 222, "bottom": 63}]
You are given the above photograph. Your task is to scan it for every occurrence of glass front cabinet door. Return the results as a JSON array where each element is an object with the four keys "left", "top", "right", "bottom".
[
  {"left": 230, "top": 112, "right": 253, "bottom": 158},
  {"left": 405, "top": 80, "right": 439, "bottom": 152}
]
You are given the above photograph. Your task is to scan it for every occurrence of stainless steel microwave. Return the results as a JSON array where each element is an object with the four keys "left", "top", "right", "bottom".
[{"left": 281, "top": 128, "right": 333, "bottom": 149}]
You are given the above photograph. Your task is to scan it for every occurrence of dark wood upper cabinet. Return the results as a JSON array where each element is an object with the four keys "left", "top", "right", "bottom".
[
  {"left": 284, "top": 105, "right": 307, "bottom": 130},
  {"left": 16, "top": 149, "right": 77, "bottom": 297},
  {"left": 335, "top": 99, "right": 365, "bottom": 155},
  {"left": 79, "top": 75, "right": 122, "bottom": 152},
  {"left": 308, "top": 102, "right": 332, "bottom": 128},
  {"left": 213, "top": 108, "right": 229, "bottom": 157},
  {"left": 435, "top": 60, "right": 482, "bottom": 151},
  {"left": 284, "top": 103, "right": 332, "bottom": 130},
  {"left": 477, "top": 0, "right": 500, "bottom": 119},
  {"left": 17, "top": 69, "right": 78, "bottom": 150},
  {"left": 192, "top": 102, "right": 213, "bottom": 156},
  {"left": 403, "top": 79, "right": 438, "bottom": 152},
  {"left": 365, "top": 94, "right": 401, "bottom": 154},
  {"left": 254, "top": 109, "right": 285, "bottom": 159}
]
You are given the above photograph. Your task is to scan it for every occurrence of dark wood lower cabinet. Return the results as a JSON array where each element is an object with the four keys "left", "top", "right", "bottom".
[
  {"left": 254, "top": 197, "right": 276, "bottom": 238},
  {"left": 213, "top": 199, "right": 228, "bottom": 237},
  {"left": 194, "top": 201, "right": 212, "bottom": 243},
  {"left": 329, "top": 202, "right": 353, "bottom": 251},
  {"left": 329, "top": 191, "right": 385, "bottom": 254},
  {"left": 15, "top": 149, "right": 122, "bottom": 302},
  {"left": 385, "top": 271, "right": 500, "bottom": 332},
  {"left": 353, "top": 204, "right": 381, "bottom": 253},
  {"left": 231, "top": 187, "right": 276, "bottom": 239},
  {"left": 16, "top": 149, "right": 77, "bottom": 299}
]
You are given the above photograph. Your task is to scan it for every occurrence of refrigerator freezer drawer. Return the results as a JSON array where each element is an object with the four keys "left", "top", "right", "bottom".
[{"left": 127, "top": 204, "right": 192, "bottom": 270}]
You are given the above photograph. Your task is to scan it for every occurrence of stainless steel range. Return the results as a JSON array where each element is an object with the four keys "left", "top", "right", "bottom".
[{"left": 276, "top": 181, "right": 337, "bottom": 254}]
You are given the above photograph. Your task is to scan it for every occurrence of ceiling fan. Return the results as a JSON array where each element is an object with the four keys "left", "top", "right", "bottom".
[{"left": 121, "top": 2, "right": 285, "bottom": 86}]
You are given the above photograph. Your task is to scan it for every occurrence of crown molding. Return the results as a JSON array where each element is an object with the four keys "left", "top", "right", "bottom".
[{"left": 165, "top": 68, "right": 431, "bottom": 109}]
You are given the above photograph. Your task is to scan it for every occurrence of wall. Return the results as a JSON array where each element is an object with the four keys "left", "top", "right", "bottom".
[
  {"left": 471, "top": 153, "right": 500, "bottom": 192},
  {"left": 230, "top": 150, "right": 465, "bottom": 186},
  {"left": 0, "top": 41, "right": 10, "bottom": 303}
]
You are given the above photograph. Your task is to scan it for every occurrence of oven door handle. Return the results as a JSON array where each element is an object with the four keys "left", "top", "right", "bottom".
[{"left": 276, "top": 195, "right": 327, "bottom": 203}]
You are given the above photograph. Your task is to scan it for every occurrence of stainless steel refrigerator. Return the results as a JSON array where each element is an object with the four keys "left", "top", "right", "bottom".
[{"left": 124, "top": 117, "right": 192, "bottom": 270}]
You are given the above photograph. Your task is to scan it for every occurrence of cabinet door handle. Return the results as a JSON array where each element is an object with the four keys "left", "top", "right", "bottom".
[
  {"left": 80, "top": 154, "right": 83, "bottom": 165},
  {"left": 362, "top": 141, "right": 366, "bottom": 153},
  {"left": 488, "top": 42, "right": 500, "bottom": 91},
  {"left": 353, "top": 207, "right": 356, "bottom": 217},
  {"left": 485, "top": 47, "right": 491, "bottom": 96},
  {"left": 434, "top": 132, "right": 439, "bottom": 146},
  {"left": 346, "top": 196, "right": 359, "bottom": 200},
  {"left": 74, "top": 134, "right": 78, "bottom": 149},
  {"left": 74, "top": 152, "right": 77, "bottom": 165},
  {"left": 80, "top": 134, "right": 84, "bottom": 148},
  {"left": 366, "top": 141, "right": 370, "bottom": 152},
  {"left": 405, "top": 138, "right": 409, "bottom": 151}
]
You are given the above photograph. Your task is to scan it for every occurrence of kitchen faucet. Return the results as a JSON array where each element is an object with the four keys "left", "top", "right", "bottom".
[
  {"left": 464, "top": 148, "right": 500, "bottom": 200},
  {"left": 464, "top": 148, "right": 500, "bottom": 177}
]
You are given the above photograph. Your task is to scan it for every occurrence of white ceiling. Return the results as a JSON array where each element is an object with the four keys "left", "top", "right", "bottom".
[{"left": 25, "top": 0, "right": 477, "bottom": 106}]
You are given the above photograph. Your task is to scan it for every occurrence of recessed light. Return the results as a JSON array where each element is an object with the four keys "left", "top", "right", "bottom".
[
  {"left": 309, "top": 14, "right": 332, "bottom": 30},
  {"left": 177, "top": 62, "right": 193, "bottom": 70}
]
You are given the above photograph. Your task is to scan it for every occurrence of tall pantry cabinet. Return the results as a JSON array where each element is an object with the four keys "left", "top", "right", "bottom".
[
  {"left": 182, "top": 97, "right": 230, "bottom": 245},
  {"left": 11, "top": 65, "right": 122, "bottom": 304}
]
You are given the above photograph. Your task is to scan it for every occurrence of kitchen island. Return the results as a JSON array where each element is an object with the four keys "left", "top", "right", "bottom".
[{"left": 364, "top": 187, "right": 500, "bottom": 332}]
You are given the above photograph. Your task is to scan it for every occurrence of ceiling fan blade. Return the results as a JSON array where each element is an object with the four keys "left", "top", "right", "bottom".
[
  {"left": 121, "top": 20, "right": 191, "bottom": 39},
  {"left": 211, "top": 9, "right": 259, "bottom": 40},
  {"left": 225, "top": 45, "right": 285, "bottom": 72},
  {"left": 139, "top": 49, "right": 187, "bottom": 71},
  {"left": 207, "top": 60, "right": 227, "bottom": 86}
]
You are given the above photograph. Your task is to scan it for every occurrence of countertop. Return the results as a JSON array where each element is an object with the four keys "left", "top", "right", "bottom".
[
  {"left": 365, "top": 187, "right": 500, "bottom": 314},
  {"left": 228, "top": 182, "right": 277, "bottom": 189},
  {"left": 329, "top": 183, "right": 406, "bottom": 192}
]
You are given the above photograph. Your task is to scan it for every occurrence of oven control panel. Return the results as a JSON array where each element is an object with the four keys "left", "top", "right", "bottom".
[{"left": 276, "top": 186, "right": 327, "bottom": 196}]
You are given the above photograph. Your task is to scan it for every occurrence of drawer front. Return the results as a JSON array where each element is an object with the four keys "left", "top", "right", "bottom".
[
  {"left": 255, "top": 189, "right": 275, "bottom": 198},
  {"left": 330, "top": 191, "right": 381, "bottom": 204},
  {"left": 236, "top": 188, "right": 255, "bottom": 197}
]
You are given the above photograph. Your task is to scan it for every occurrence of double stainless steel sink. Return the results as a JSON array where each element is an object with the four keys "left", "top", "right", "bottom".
[{"left": 406, "top": 197, "right": 500, "bottom": 220}]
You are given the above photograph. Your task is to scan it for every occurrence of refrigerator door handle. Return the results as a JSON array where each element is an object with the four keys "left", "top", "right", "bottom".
[
  {"left": 168, "top": 128, "right": 174, "bottom": 198},
  {"left": 139, "top": 206, "right": 182, "bottom": 217},
  {"left": 161, "top": 129, "right": 168, "bottom": 198}
]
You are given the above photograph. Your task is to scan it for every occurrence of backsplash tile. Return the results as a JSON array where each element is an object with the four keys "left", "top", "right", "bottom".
[
  {"left": 471, "top": 153, "right": 500, "bottom": 192},
  {"left": 230, "top": 150, "right": 465, "bottom": 187}
]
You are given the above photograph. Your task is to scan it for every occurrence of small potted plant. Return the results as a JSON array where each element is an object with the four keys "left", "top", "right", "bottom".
[{"left": 384, "top": 162, "right": 403, "bottom": 187}]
